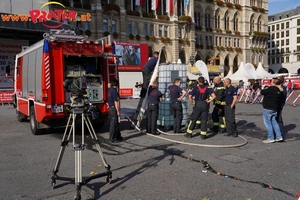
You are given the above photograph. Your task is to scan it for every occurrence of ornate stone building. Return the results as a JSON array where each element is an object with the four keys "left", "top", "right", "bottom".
[{"left": 58, "top": 0, "right": 269, "bottom": 75}]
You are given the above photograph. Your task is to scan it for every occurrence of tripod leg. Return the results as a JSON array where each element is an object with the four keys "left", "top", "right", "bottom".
[
  {"left": 51, "top": 114, "right": 74, "bottom": 187},
  {"left": 83, "top": 114, "right": 110, "bottom": 169}
]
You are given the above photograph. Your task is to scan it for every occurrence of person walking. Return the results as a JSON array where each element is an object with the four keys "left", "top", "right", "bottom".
[
  {"left": 261, "top": 78, "right": 284, "bottom": 143},
  {"left": 211, "top": 76, "right": 226, "bottom": 134},
  {"left": 287, "top": 80, "right": 293, "bottom": 94},
  {"left": 185, "top": 77, "right": 216, "bottom": 139},
  {"left": 107, "top": 80, "right": 123, "bottom": 143},
  {"left": 140, "top": 51, "right": 159, "bottom": 98},
  {"left": 147, "top": 81, "right": 163, "bottom": 135},
  {"left": 223, "top": 78, "right": 238, "bottom": 137},
  {"left": 168, "top": 78, "right": 187, "bottom": 133}
]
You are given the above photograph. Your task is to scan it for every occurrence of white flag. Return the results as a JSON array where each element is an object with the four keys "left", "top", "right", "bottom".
[
  {"left": 136, "top": 0, "right": 140, "bottom": 6},
  {"left": 195, "top": 60, "right": 209, "bottom": 85},
  {"left": 151, "top": 0, "right": 158, "bottom": 10}
]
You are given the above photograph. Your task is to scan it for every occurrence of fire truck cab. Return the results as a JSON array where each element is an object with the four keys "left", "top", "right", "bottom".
[{"left": 13, "top": 30, "right": 119, "bottom": 135}]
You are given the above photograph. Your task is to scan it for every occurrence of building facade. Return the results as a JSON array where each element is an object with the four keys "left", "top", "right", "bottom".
[
  {"left": 0, "top": 0, "right": 269, "bottom": 76},
  {"left": 268, "top": 6, "right": 300, "bottom": 74}
]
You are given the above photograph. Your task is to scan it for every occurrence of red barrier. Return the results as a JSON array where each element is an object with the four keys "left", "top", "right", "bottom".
[{"left": 0, "top": 90, "right": 14, "bottom": 104}]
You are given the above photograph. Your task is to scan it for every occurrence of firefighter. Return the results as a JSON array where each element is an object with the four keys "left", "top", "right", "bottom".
[
  {"left": 185, "top": 77, "right": 216, "bottom": 139},
  {"left": 140, "top": 51, "right": 159, "bottom": 98},
  {"left": 147, "top": 81, "right": 163, "bottom": 135},
  {"left": 168, "top": 78, "right": 187, "bottom": 133},
  {"left": 211, "top": 76, "right": 226, "bottom": 133},
  {"left": 195, "top": 80, "right": 212, "bottom": 128},
  {"left": 107, "top": 80, "right": 123, "bottom": 143}
]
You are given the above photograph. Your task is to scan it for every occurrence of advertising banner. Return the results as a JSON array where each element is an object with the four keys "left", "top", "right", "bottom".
[
  {"left": 0, "top": 39, "right": 29, "bottom": 89},
  {"left": 119, "top": 88, "right": 133, "bottom": 98},
  {"left": 114, "top": 42, "right": 148, "bottom": 71},
  {"left": 0, "top": 90, "right": 14, "bottom": 103}
]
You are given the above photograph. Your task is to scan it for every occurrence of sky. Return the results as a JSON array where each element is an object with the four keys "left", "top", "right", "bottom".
[{"left": 268, "top": 0, "right": 300, "bottom": 15}]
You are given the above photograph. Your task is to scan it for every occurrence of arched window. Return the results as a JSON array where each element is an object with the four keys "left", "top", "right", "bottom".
[
  {"left": 215, "top": 11, "right": 220, "bottom": 29},
  {"left": 205, "top": 13, "right": 211, "bottom": 28},
  {"left": 250, "top": 15, "right": 254, "bottom": 32},
  {"left": 194, "top": 11, "right": 201, "bottom": 27},
  {"left": 224, "top": 12, "right": 229, "bottom": 30},
  {"left": 257, "top": 16, "right": 262, "bottom": 32},
  {"left": 233, "top": 14, "right": 238, "bottom": 31}
]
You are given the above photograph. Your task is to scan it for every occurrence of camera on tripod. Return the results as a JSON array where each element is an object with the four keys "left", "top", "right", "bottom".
[{"left": 64, "top": 76, "right": 99, "bottom": 120}]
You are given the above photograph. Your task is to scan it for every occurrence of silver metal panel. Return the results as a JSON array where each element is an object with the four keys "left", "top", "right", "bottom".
[
  {"left": 22, "top": 54, "right": 29, "bottom": 97},
  {"left": 27, "top": 51, "right": 36, "bottom": 94},
  {"left": 35, "top": 47, "right": 43, "bottom": 101}
]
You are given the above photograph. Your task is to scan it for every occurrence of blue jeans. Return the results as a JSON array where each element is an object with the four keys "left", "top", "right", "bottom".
[{"left": 263, "top": 108, "right": 282, "bottom": 140}]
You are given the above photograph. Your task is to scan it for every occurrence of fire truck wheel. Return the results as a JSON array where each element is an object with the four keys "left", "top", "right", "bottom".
[
  {"left": 30, "top": 106, "right": 45, "bottom": 135},
  {"left": 17, "top": 111, "right": 27, "bottom": 122}
]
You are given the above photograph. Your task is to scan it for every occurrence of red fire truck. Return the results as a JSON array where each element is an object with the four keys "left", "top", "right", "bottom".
[{"left": 13, "top": 30, "right": 119, "bottom": 135}]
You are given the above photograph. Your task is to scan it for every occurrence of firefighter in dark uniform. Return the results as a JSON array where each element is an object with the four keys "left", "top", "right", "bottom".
[
  {"left": 185, "top": 77, "right": 216, "bottom": 139},
  {"left": 195, "top": 80, "right": 212, "bottom": 127},
  {"left": 168, "top": 78, "right": 187, "bottom": 133},
  {"left": 107, "top": 80, "right": 123, "bottom": 143},
  {"left": 140, "top": 51, "right": 159, "bottom": 98},
  {"left": 224, "top": 78, "right": 238, "bottom": 137},
  {"left": 147, "top": 81, "right": 163, "bottom": 135},
  {"left": 211, "top": 76, "right": 226, "bottom": 133}
]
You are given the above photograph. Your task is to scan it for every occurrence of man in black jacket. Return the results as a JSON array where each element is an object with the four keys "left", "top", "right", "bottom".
[{"left": 261, "top": 78, "right": 283, "bottom": 143}]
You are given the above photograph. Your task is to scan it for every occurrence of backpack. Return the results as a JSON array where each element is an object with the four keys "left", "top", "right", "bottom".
[{"left": 197, "top": 86, "right": 208, "bottom": 100}]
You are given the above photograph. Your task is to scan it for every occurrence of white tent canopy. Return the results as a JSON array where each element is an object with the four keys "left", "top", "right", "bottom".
[
  {"left": 225, "top": 69, "right": 233, "bottom": 78},
  {"left": 227, "top": 62, "right": 256, "bottom": 81},
  {"left": 255, "top": 62, "right": 276, "bottom": 79}
]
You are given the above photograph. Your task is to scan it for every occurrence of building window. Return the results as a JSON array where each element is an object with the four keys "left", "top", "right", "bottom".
[
  {"left": 159, "top": 25, "right": 162, "bottom": 37},
  {"left": 233, "top": 0, "right": 239, "bottom": 3},
  {"left": 272, "top": 33, "right": 275, "bottom": 39},
  {"left": 234, "top": 38, "right": 236, "bottom": 47},
  {"left": 84, "top": 21, "right": 89, "bottom": 31},
  {"left": 286, "top": 39, "right": 289, "bottom": 45},
  {"left": 276, "top": 32, "right": 279, "bottom": 38},
  {"left": 281, "top": 31, "right": 284, "bottom": 38},
  {"left": 281, "top": 23, "right": 284, "bottom": 29},
  {"left": 219, "top": 37, "right": 221, "bottom": 46},
  {"left": 205, "top": 13, "right": 211, "bottom": 28},
  {"left": 195, "top": 12, "right": 201, "bottom": 27},
  {"left": 297, "top": 55, "right": 300, "bottom": 61},
  {"left": 199, "top": 35, "right": 202, "bottom": 45},
  {"left": 134, "top": 22, "right": 139, "bottom": 35},
  {"left": 297, "top": 46, "right": 300, "bottom": 52},
  {"left": 286, "top": 47, "right": 289, "bottom": 53},
  {"left": 286, "top": 22, "right": 289, "bottom": 28},
  {"left": 150, "top": 24, "right": 154, "bottom": 36},
  {"left": 128, "top": 22, "right": 132, "bottom": 34},
  {"left": 297, "top": 28, "right": 300, "bottom": 34},
  {"left": 276, "top": 41, "right": 279, "bottom": 46},
  {"left": 103, "top": 19, "right": 108, "bottom": 32},
  {"left": 164, "top": 26, "right": 168, "bottom": 37},
  {"left": 250, "top": 19, "right": 254, "bottom": 32},
  {"left": 281, "top": 57, "right": 284, "bottom": 63},
  {"left": 297, "top": 37, "right": 300, "bottom": 43},
  {"left": 210, "top": 36, "right": 213, "bottom": 46},
  {"left": 215, "top": 11, "right": 220, "bottom": 29},
  {"left": 237, "top": 39, "right": 240, "bottom": 46},
  {"left": 286, "top": 56, "right": 289, "bottom": 63},
  {"left": 125, "top": 0, "right": 138, "bottom": 11},
  {"left": 228, "top": 38, "right": 230, "bottom": 46},
  {"left": 272, "top": 25, "right": 274, "bottom": 31},
  {"left": 257, "top": 0, "right": 262, "bottom": 7},
  {"left": 224, "top": 12, "right": 229, "bottom": 30},
  {"left": 298, "top": 19, "right": 300, "bottom": 25},
  {"left": 250, "top": 0, "right": 255, "bottom": 6},
  {"left": 276, "top": 24, "right": 279, "bottom": 30},
  {"left": 177, "top": 0, "right": 185, "bottom": 16},
  {"left": 271, "top": 58, "right": 275, "bottom": 64},
  {"left": 143, "top": 24, "right": 148, "bottom": 36},
  {"left": 111, "top": 20, "right": 116, "bottom": 33},
  {"left": 281, "top": 40, "right": 284, "bottom": 46},
  {"left": 286, "top": 30, "right": 289, "bottom": 37},
  {"left": 233, "top": 15, "right": 238, "bottom": 31},
  {"left": 258, "top": 20, "right": 261, "bottom": 32},
  {"left": 205, "top": 36, "right": 208, "bottom": 46},
  {"left": 225, "top": 37, "right": 227, "bottom": 46},
  {"left": 178, "top": 28, "right": 181, "bottom": 38}
]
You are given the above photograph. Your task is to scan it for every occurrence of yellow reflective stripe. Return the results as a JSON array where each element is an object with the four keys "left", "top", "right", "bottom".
[
  {"left": 187, "top": 121, "right": 193, "bottom": 133},
  {"left": 215, "top": 100, "right": 226, "bottom": 105},
  {"left": 213, "top": 122, "right": 219, "bottom": 126},
  {"left": 215, "top": 87, "right": 226, "bottom": 90},
  {"left": 220, "top": 124, "right": 226, "bottom": 128},
  {"left": 222, "top": 117, "right": 226, "bottom": 126},
  {"left": 196, "top": 120, "right": 201, "bottom": 124},
  {"left": 200, "top": 131, "right": 207, "bottom": 136}
]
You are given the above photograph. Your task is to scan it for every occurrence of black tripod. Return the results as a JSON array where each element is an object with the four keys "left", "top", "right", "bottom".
[{"left": 51, "top": 107, "right": 112, "bottom": 200}]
